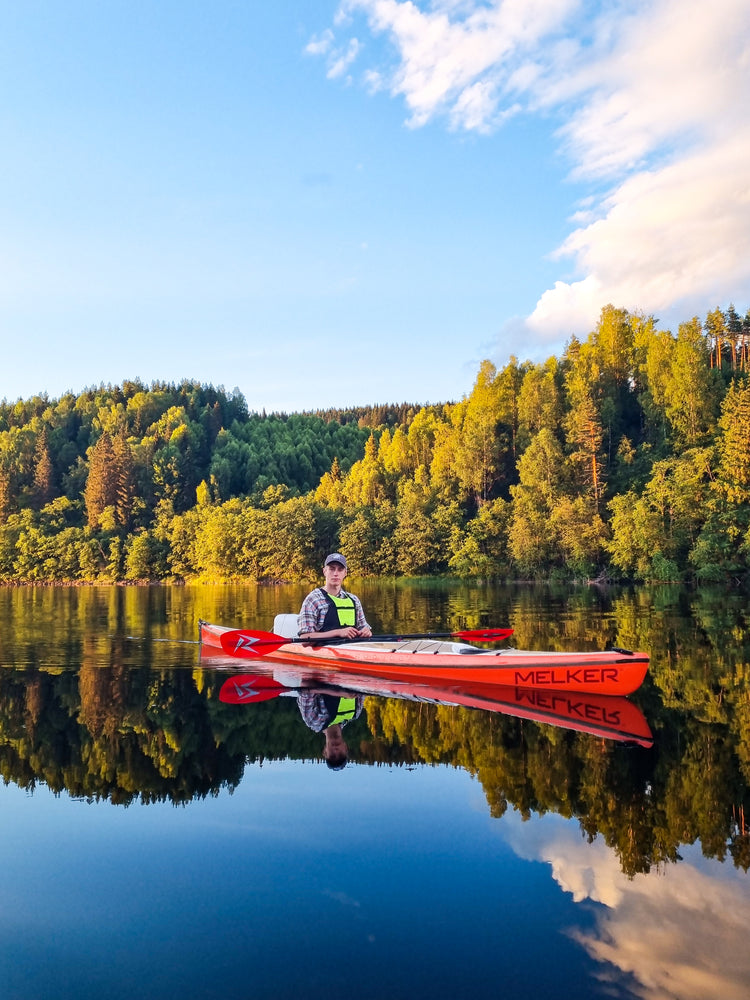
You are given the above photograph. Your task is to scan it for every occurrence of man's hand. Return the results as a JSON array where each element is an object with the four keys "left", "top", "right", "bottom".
[{"left": 336, "top": 626, "right": 360, "bottom": 639}]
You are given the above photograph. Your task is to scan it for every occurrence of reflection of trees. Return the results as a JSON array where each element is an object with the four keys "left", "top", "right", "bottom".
[
  {"left": 0, "top": 661, "right": 748, "bottom": 877},
  {"left": 1, "top": 580, "right": 749, "bottom": 877},
  {"left": 0, "top": 667, "right": 246, "bottom": 804},
  {"left": 365, "top": 693, "right": 749, "bottom": 878}
]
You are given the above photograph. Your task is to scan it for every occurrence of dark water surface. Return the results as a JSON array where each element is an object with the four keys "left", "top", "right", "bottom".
[{"left": 1, "top": 581, "right": 749, "bottom": 1000}]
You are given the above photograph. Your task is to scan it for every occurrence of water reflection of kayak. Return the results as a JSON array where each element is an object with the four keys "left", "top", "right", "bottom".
[
  {"left": 213, "top": 662, "right": 653, "bottom": 748},
  {"left": 199, "top": 620, "right": 650, "bottom": 698}
]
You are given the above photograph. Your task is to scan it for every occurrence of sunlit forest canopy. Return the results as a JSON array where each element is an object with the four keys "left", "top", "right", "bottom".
[{"left": 1, "top": 302, "right": 749, "bottom": 583}]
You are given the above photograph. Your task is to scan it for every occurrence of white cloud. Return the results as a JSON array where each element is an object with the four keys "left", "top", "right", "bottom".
[
  {"left": 306, "top": 27, "right": 362, "bottom": 80},
  {"left": 305, "top": 29, "right": 335, "bottom": 57},
  {"left": 556, "top": 0, "right": 750, "bottom": 180},
  {"left": 338, "top": 0, "right": 578, "bottom": 129},
  {"left": 310, "top": 0, "right": 750, "bottom": 340},
  {"left": 327, "top": 36, "right": 362, "bottom": 79},
  {"left": 528, "top": 129, "right": 750, "bottom": 336}
]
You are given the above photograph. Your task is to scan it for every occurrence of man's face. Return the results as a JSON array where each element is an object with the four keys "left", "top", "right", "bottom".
[
  {"left": 323, "top": 724, "right": 348, "bottom": 763},
  {"left": 323, "top": 562, "right": 347, "bottom": 587}
]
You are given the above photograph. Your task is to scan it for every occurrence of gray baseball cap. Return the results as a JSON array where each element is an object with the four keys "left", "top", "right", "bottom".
[{"left": 324, "top": 553, "right": 347, "bottom": 568}]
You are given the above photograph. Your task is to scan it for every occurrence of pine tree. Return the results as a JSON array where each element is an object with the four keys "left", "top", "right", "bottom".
[
  {"left": 726, "top": 304, "right": 743, "bottom": 370},
  {"left": 112, "top": 430, "right": 136, "bottom": 527},
  {"left": 717, "top": 380, "right": 750, "bottom": 503},
  {"left": 0, "top": 468, "right": 12, "bottom": 523},
  {"left": 84, "top": 432, "right": 118, "bottom": 528},
  {"left": 564, "top": 381, "right": 606, "bottom": 510},
  {"left": 33, "top": 427, "right": 55, "bottom": 507},
  {"left": 704, "top": 307, "right": 727, "bottom": 369}
]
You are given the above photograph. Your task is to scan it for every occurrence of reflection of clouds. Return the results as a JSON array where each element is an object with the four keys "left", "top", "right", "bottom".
[
  {"left": 322, "top": 889, "right": 361, "bottom": 908},
  {"left": 503, "top": 813, "right": 750, "bottom": 1000},
  {"left": 505, "top": 812, "right": 625, "bottom": 906}
]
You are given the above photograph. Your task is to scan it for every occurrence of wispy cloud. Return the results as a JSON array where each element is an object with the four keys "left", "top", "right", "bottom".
[
  {"left": 335, "top": 0, "right": 577, "bottom": 129},
  {"left": 309, "top": 0, "right": 750, "bottom": 339},
  {"left": 305, "top": 28, "right": 335, "bottom": 57},
  {"left": 306, "top": 27, "right": 362, "bottom": 81}
]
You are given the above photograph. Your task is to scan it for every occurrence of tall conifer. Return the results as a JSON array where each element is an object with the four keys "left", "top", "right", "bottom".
[
  {"left": 33, "top": 427, "right": 55, "bottom": 507},
  {"left": 112, "top": 430, "right": 136, "bottom": 526},
  {"left": 84, "top": 432, "right": 118, "bottom": 528}
]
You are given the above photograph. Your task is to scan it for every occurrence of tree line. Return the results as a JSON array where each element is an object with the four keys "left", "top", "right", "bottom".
[{"left": 1, "top": 301, "right": 750, "bottom": 583}]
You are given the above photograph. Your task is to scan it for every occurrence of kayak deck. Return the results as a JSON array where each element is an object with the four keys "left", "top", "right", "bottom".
[{"left": 199, "top": 622, "right": 649, "bottom": 697}]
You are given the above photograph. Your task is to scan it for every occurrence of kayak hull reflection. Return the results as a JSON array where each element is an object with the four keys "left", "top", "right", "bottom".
[
  {"left": 199, "top": 621, "right": 649, "bottom": 697},
  {"left": 212, "top": 660, "right": 653, "bottom": 747}
]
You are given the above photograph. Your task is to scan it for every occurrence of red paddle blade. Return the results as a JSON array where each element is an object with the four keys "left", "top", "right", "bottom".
[
  {"left": 219, "top": 674, "right": 286, "bottom": 704},
  {"left": 219, "top": 629, "right": 286, "bottom": 657},
  {"left": 455, "top": 628, "right": 513, "bottom": 641}
]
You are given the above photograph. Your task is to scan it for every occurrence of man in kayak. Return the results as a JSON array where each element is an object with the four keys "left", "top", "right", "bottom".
[
  {"left": 296, "top": 689, "right": 364, "bottom": 770},
  {"left": 297, "top": 552, "right": 373, "bottom": 641}
]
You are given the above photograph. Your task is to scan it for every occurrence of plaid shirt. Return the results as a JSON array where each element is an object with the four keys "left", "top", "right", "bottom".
[
  {"left": 297, "top": 588, "right": 369, "bottom": 634},
  {"left": 297, "top": 692, "right": 364, "bottom": 732}
]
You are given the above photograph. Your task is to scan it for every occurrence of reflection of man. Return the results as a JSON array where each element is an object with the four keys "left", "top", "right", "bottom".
[{"left": 297, "top": 691, "right": 364, "bottom": 770}]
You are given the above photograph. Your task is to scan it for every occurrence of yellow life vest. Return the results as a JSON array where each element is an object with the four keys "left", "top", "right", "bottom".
[{"left": 321, "top": 590, "right": 356, "bottom": 629}]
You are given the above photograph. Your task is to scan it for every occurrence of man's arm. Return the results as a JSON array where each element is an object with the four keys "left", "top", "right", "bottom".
[{"left": 351, "top": 595, "right": 372, "bottom": 636}]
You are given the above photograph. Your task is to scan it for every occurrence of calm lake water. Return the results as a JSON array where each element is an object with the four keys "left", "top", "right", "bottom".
[{"left": 1, "top": 580, "right": 749, "bottom": 1000}]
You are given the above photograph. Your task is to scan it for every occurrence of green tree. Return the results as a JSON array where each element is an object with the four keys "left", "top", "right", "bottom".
[
  {"left": 393, "top": 473, "right": 447, "bottom": 575},
  {"left": 191, "top": 499, "right": 249, "bottom": 579},
  {"left": 448, "top": 498, "right": 510, "bottom": 578},
  {"left": 716, "top": 378, "right": 750, "bottom": 502},
  {"left": 635, "top": 322, "right": 674, "bottom": 451},
  {"left": 663, "top": 317, "right": 722, "bottom": 449},
  {"left": 608, "top": 450, "right": 713, "bottom": 580},
  {"left": 549, "top": 496, "right": 609, "bottom": 578},
  {"left": 689, "top": 380, "right": 750, "bottom": 580},
  {"left": 259, "top": 496, "right": 338, "bottom": 581},
  {"left": 726, "top": 303, "right": 743, "bottom": 370},
  {"left": 125, "top": 531, "right": 157, "bottom": 580},
  {"left": 339, "top": 503, "right": 398, "bottom": 576},
  {"left": 315, "top": 457, "right": 346, "bottom": 508},
  {"left": 342, "top": 433, "right": 385, "bottom": 507},
  {"left": 452, "top": 360, "right": 504, "bottom": 504},
  {"left": 496, "top": 356, "right": 530, "bottom": 466},
  {"left": 517, "top": 358, "right": 563, "bottom": 450},
  {"left": 508, "top": 429, "right": 568, "bottom": 574},
  {"left": 407, "top": 406, "right": 442, "bottom": 469}
]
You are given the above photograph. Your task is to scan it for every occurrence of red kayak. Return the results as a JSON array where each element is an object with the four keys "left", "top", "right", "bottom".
[
  {"left": 199, "top": 621, "right": 649, "bottom": 697},
  {"left": 213, "top": 663, "right": 653, "bottom": 747}
]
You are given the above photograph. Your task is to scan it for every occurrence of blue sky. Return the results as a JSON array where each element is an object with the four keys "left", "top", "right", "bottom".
[{"left": 1, "top": 1, "right": 748, "bottom": 413}]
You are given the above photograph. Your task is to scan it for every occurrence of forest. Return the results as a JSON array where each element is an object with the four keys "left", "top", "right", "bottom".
[{"left": 1, "top": 302, "right": 750, "bottom": 584}]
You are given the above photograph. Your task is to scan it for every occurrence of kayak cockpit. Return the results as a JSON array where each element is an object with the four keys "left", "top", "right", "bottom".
[{"left": 325, "top": 638, "right": 481, "bottom": 655}]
